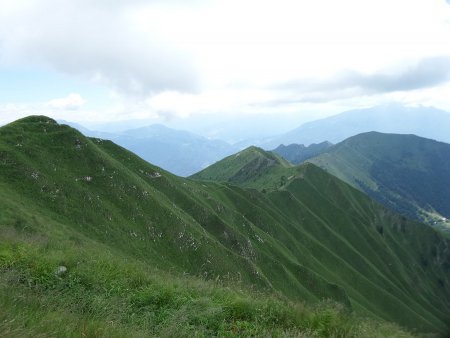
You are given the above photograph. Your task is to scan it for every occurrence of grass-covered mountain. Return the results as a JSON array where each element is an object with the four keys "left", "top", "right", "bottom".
[
  {"left": 1, "top": 117, "right": 450, "bottom": 336},
  {"left": 61, "top": 121, "right": 238, "bottom": 177},
  {"left": 272, "top": 142, "right": 333, "bottom": 165},
  {"left": 260, "top": 104, "right": 450, "bottom": 149},
  {"left": 192, "top": 146, "right": 450, "bottom": 334},
  {"left": 305, "top": 132, "right": 450, "bottom": 231},
  {"left": 190, "top": 146, "right": 298, "bottom": 190}
]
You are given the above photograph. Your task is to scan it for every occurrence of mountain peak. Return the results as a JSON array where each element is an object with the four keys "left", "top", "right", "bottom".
[
  {"left": 190, "top": 145, "right": 293, "bottom": 187},
  {"left": 238, "top": 145, "right": 283, "bottom": 160},
  {"left": 13, "top": 115, "right": 58, "bottom": 125},
  {"left": 1, "top": 115, "right": 79, "bottom": 137}
]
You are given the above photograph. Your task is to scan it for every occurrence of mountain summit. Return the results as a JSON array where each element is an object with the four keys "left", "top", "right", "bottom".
[{"left": 190, "top": 146, "right": 295, "bottom": 189}]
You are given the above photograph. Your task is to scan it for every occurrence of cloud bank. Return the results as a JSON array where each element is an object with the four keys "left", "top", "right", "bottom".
[
  {"left": 0, "top": 1, "right": 200, "bottom": 96},
  {"left": 274, "top": 56, "right": 450, "bottom": 103},
  {"left": 1, "top": 0, "right": 450, "bottom": 122}
]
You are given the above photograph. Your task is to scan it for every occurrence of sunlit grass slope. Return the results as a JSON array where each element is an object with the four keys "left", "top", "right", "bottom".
[
  {"left": 191, "top": 144, "right": 450, "bottom": 334},
  {"left": 0, "top": 116, "right": 449, "bottom": 336}
]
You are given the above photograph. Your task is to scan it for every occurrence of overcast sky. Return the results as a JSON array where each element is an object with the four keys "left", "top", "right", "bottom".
[{"left": 1, "top": 0, "right": 450, "bottom": 127}]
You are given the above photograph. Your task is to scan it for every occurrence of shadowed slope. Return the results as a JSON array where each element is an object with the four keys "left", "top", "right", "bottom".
[{"left": 307, "top": 132, "right": 450, "bottom": 231}]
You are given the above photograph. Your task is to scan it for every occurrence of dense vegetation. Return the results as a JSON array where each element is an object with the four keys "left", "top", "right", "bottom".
[{"left": 1, "top": 117, "right": 449, "bottom": 336}]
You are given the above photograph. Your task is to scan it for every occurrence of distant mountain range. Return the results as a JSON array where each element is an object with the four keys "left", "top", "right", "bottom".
[
  {"left": 58, "top": 104, "right": 450, "bottom": 177},
  {"left": 60, "top": 121, "right": 237, "bottom": 177},
  {"left": 259, "top": 104, "right": 450, "bottom": 149},
  {"left": 2, "top": 116, "right": 449, "bottom": 335},
  {"left": 111, "top": 125, "right": 237, "bottom": 177}
]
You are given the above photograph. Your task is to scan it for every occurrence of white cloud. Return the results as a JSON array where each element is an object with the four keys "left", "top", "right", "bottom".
[
  {"left": 0, "top": 94, "right": 89, "bottom": 126},
  {"left": 47, "top": 93, "right": 86, "bottom": 110}
]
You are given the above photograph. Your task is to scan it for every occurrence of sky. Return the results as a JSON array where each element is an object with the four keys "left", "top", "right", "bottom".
[{"left": 1, "top": 0, "right": 450, "bottom": 132}]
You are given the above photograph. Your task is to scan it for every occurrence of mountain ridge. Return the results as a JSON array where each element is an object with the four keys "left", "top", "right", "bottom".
[
  {"left": 305, "top": 131, "right": 450, "bottom": 231},
  {"left": 1, "top": 116, "right": 450, "bottom": 335},
  {"left": 272, "top": 141, "right": 333, "bottom": 164},
  {"left": 190, "top": 146, "right": 297, "bottom": 190}
]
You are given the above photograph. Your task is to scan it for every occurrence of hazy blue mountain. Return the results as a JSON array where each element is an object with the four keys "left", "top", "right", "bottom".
[
  {"left": 59, "top": 121, "right": 238, "bottom": 176},
  {"left": 307, "top": 132, "right": 450, "bottom": 232},
  {"left": 57, "top": 119, "right": 117, "bottom": 139},
  {"left": 167, "top": 114, "right": 302, "bottom": 144},
  {"left": 260, "top": 104, "right": 450, "bottom": 149},
  {"left": 112, "top": 124, "right": 238, "bottom": 176},
  {"left": 72, "top": 114, "right": 302, "bottom": 144},
  {"left": 272, "top": 142, "right": 333, "bottom": 164}
]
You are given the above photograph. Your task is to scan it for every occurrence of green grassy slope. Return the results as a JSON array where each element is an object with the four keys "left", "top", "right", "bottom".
[
  {"left": 1, "top": 117, "right": 449, "bottom": 336},
  {"left": 306, "top": 132, "right": 450, "bottom": 231},
  {"left": 196, "top": 145, "right": 450, "bottom": 334},
  {"left": 191, "top": 146, "right": 300, "bottom": 190}
]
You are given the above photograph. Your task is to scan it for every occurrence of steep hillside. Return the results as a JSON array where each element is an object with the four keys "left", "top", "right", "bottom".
[
  {"left": 307, "top": 132, "right": 450, "bottom": 231},
  {"left": 193, "top": 146, "right": 450, "bottom": 334},
  {"left": 272, "top": 142, "right": 333, "bottom": 164},
  {"left": 1, "top": 117, "right": 449, "bottom": 335},
  {"left": 260, "top": 104, "right": 450, "bottom": 149}
]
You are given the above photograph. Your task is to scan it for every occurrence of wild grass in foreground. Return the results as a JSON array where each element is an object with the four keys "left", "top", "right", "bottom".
[{"left": 0, "top": 226, "right": 420, "bottom": 338}]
